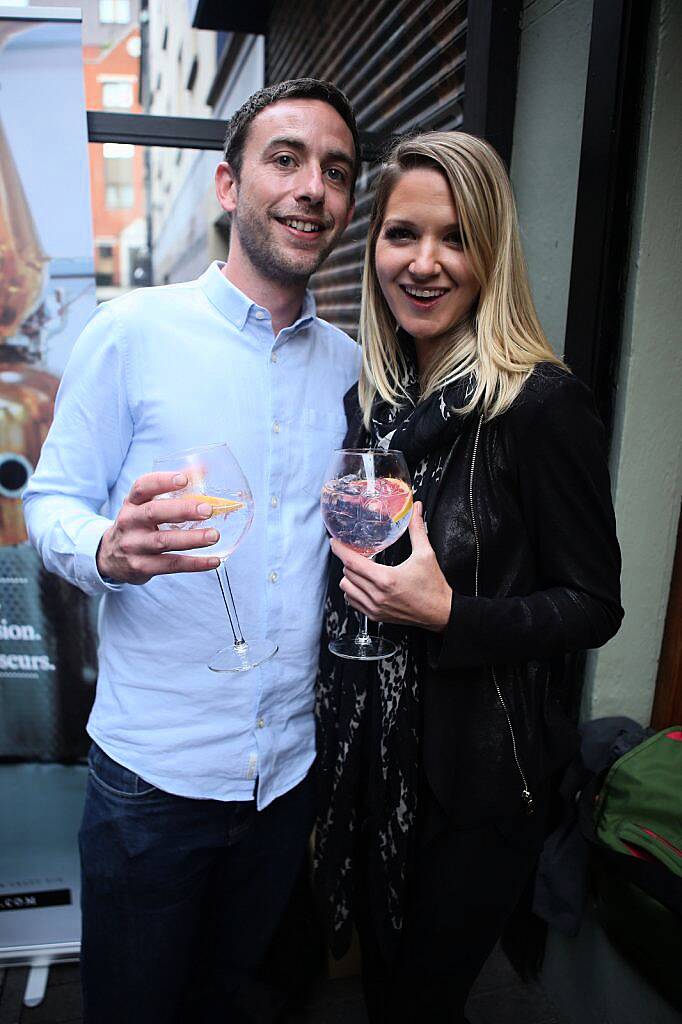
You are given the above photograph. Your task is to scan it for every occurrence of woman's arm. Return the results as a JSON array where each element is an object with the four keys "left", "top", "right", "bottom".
[{"left": 435, "top": 373, "right": 623, "bottom": 668}]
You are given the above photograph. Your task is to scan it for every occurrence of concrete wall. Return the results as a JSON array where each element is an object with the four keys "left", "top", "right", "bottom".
[
  {"left": 582, "top": 0, "right": 682, "bottom": 723},
  {"left": 510, "top": 0, "right": 593, "bottom": 356}
]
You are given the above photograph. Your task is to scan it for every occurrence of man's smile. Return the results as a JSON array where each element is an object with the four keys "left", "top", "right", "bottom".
[
  {"left": 281, "top": 217, "right": 323, "bottom": 233},
  {"left": 274, "top": 213, "right": 329, "bottom": 240}
]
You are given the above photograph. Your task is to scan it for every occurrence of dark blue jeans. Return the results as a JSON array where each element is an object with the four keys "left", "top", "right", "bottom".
[{"left": 79, "top": 743, "right": 314, "bottom": 1024}]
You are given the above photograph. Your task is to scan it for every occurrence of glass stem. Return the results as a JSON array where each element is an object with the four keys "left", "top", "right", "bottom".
[
  {"left": 356, "top": 614, "right": 372, "bottom": 646},
  {"left": 215, "top": 563, "right": 247, "bottom": 650},
  {"left": 356, "top": 553, "right": 375, "bottom": 646}
]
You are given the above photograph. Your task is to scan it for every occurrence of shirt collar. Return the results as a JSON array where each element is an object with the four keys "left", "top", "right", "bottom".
[{"left": 199, "top": 261, "right": 317, "bottom": 333}]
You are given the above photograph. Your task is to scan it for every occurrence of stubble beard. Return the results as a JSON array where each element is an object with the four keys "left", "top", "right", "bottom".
[{"left": 233, "top": 202, "right": 338, "bottom": 288}]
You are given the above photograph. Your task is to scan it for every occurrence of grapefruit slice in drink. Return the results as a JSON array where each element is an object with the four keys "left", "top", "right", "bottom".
[
  {"left": 363, "top": 477, "right": 413, "bottom": 523},
  {"left": 385, "top": 478, "right": 413, "bottom": 523}
]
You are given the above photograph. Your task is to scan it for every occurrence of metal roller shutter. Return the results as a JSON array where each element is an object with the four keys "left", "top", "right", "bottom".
[{"left": 266, "top": 0, "right": 467, "bottom": 336}]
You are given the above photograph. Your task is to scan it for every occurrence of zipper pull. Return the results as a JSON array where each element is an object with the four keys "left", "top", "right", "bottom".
[{"left": 522, "top": 788, "right": 534, "bottom": 816}]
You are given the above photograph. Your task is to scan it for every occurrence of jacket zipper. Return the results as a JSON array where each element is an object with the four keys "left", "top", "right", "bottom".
[{"left": 469, "top": 416, "right": 534, "bottom": 815}]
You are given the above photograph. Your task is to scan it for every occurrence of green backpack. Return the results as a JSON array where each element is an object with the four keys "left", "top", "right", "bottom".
[{"left": 593, "top": 726, "right": 682, "bottom": 877}]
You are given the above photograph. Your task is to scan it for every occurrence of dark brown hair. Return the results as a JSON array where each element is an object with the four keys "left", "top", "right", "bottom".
[{"left": 223, "top": 78, "right": 361, "bottom": 194}]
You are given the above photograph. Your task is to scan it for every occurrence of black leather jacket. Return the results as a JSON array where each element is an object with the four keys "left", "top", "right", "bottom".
[{"left": 343, "top": 363, "right": 623, "bottom": 825}]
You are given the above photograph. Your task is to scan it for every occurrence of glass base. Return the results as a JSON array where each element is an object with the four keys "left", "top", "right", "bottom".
[
  {"left": 209, "top": 638, "right": 278, "bottom": 673},
  {"left": 329, "top": 634, "right": 397, "bottom": 661}
]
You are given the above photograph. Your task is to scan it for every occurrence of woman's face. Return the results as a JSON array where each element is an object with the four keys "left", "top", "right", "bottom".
[{"left": 374, "top": 167, "right": 480, "bottom": 368}]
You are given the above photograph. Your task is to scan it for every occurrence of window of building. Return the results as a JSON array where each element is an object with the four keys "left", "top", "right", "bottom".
[
  {"left": 103, "top": 143, "right": 135, "bottom": 209},
  {"left": 103, "top": 142, "right": 134, "bottom": 159},
  {"left": 102, "top": 80, "right": 134, "bottom": 110},
  {"left": 129, "top": 247, "right": 151, "bottom": 286},
  {"left": 97, "top": 243, "right": 114, "bottom": 259},
  {"left": 186, "top": 56, "right": 198, "bottom": 93},
  {"left": 162, "top": 26, "right": 168, "bottom": 50},
  {"left": 99, "top": 0, "right": 131, "bottom": 24},
  {"left": 216, "top": 32, "right": 230, "bottom": 61},
  {"left": 105, "top": 185, "right": 134, "bottom": 209}
]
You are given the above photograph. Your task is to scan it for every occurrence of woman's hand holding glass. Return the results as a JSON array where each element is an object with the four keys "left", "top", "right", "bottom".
[
  {"left": 321, "top": 448, "right": 415, "bottom": 660},
  {"left": 332, "top": 500, "right": 453, "bottom": 633}
]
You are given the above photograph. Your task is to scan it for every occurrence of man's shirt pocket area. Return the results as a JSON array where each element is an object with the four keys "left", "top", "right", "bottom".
[{"left": 297, "top": 407, "right": 349, "bottom": 500}]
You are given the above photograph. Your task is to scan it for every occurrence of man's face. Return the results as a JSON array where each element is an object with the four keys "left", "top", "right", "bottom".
[{"left": 217, "top": 99, "right": 356, "bottom": 287}]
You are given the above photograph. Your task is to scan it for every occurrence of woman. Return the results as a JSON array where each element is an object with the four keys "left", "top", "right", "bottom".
[{"left": 314, "top": 132, "right": 622, "bottom": 1022}]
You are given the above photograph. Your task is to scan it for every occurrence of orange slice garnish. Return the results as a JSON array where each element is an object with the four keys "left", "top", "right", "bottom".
[{"left": 185, "top": 494, "right": 244, "bottom": 517}]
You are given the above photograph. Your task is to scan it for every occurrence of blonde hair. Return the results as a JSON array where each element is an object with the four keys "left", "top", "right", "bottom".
[{"left": 359, "top": 131, "right": 566, "bottom": 426}]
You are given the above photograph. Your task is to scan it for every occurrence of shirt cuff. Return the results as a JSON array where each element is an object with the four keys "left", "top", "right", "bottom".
[{"left": 73, "top": 517, "right": 125, "bottom": 594}]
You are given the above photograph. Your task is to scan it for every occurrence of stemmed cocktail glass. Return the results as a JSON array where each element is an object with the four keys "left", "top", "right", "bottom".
[
  {"left": 321, "top": 448, "right": 413, "bottom": 661},
  {"left": 152, "top": 442, "right": 278, "bottom": 672}
]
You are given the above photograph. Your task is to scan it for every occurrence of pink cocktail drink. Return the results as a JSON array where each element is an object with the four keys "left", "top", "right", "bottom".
[{"left": 321, "top": 475, "right": 413, "bottom": 555}]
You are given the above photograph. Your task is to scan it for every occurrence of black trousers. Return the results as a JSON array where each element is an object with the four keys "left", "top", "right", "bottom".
[
  {"left": 355, "top": 795, "right": 549, "bottom": 1024},
  {"left": 79, "top": 744, "right": 315, "bottom": 1024}
]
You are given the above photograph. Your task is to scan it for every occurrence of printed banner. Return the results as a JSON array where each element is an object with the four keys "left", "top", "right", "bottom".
[
  {"left": 0, "top": 763, "right": 85, "bottom": 958},
  {"left": 0, "top": 9, "right": 97, "bottom": 760}
]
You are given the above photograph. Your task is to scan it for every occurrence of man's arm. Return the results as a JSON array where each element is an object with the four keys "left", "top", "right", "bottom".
[{"left": 23, "top": 304, "right": 221, "bottom": 593}]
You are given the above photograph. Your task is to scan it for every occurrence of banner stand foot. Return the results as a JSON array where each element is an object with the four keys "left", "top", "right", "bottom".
[{"left": 24, "top": 964, "right": 49, "bottom": 1007}]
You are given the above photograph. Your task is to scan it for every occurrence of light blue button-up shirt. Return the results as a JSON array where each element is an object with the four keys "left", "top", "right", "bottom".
[{"left": 23, "top": 263, "right": 360, "bottom": 808}]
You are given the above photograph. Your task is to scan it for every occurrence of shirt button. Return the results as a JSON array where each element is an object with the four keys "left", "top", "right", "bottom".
[
  {"left": 270, "top": 352, "right": 278, "bottom": 363},
  {"left": 257, "top": 718, "right": 265, "bottom": 729},
  {"left": 272, "top": 421, "right": 280, "bottom": 434},
  {"left": 255, "top": 310, "right": 266, "bottom": 320},
  {"left": 270, "top": 496, "right": 278, "bottom": 508},
  {"left": 269, "top": 571, "right": 278, "bottom": 583}
]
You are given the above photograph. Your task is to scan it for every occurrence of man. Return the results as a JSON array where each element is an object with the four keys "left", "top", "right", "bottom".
[{"left": 23, "top": 78, "right": 360, "bottom": 1023}]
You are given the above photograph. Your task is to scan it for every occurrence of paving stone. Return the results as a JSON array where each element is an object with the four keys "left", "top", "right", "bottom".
[
  {"left": 0, "top": 967, "right": 27, "bottom": 1024},
  {"left": 0, "top": 946, "right": 569, "bottom": 1023},
  {"left": 468, "top": 943, "right": 521, "bottom": 994},
  {"left": 467, "top": 980, "right": 566, "bottom": 1024}
]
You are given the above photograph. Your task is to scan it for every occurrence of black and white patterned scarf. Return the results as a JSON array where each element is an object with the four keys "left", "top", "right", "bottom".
[{"left": 314, "top": 339, "right": 474, "bottom": 962}]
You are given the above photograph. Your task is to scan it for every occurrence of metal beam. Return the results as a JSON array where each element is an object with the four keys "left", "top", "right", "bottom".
[
  {"left": 563, "top": 0, "right": 653, "bottom": 433},
  {"left": 191, "top": 0, "right": 271, "bottom": 34},
  {"left": 86, "top": 111, "right": 226, "bottom": 150},
  {"left": 86, "top": 111, "right": 389, "bottom": 162},
  {"left": 462, "top": 0, "right": 522, "bottom": 167}
]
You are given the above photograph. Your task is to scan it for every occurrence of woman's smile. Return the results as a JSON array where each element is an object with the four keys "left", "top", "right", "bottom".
[{"left": 398, "top": 283, "right": 450, "bottom": 309}]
